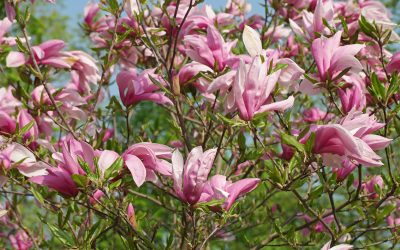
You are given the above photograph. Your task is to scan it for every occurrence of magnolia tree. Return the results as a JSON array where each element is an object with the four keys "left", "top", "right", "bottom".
[{"left": 0, "top": 0, "right": 400, "bottom": 249}]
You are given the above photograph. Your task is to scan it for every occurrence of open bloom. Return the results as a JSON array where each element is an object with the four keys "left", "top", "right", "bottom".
[
  {"left": 171, "top": 146, "right": 217, "bottom": 204},
  {"left": 233, "top": 58, "right": 294, "bottom": 121},
  {"left": 183, "top": 25, "right": 236, "bottom": 72},
  {"left": 0, "top": 137, "right": 47, "bottom": 178},
  {"left": 31, "top": 85, "right": 87, "bottom": 121},
  {"left": 361, "top": 175, "right": 384, "bottom": 199},
  {"left": 30, "top": 137, "right": 119, "bottom": 197},
  {"left": 117, "top": 68, "right": 172, "bottom": 107},
  {"left": 199, "top": 174, "right": 260, "bottom": 211},
  {"left": 313, "top": 111, "right": 392, "bottom": 167},
  {"left": 311, "top": 31, "right": 365, "bottom": 82},
  {"left": 65, "top": 50, "right": 100, "bottom": 87},
  {"left": 289, "top": 0, "right": 334, "bottom": 41},
  {"left": 7, "top": 40, "right": 71, "bottom": 68},
  {"left": 123, "top": 143, "right": 173, "bottom": 187}
]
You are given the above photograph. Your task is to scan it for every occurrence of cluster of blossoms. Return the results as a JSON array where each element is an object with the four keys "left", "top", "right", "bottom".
[{"left": 0, "top": 0, "right": 399, "bottom": 249}]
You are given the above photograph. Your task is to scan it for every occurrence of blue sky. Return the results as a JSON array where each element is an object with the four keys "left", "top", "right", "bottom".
[{"left": 52, "top": 0, "right": 264, "bottom": 28}]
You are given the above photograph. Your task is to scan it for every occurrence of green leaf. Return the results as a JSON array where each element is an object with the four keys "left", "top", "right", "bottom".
[
  {"left": 148, "top": 75, "right": 173, "bottom": 96},
  {"left": 109, "top": 179, "right": 122, "bottom": 190},
  {"left": 77, "top": 157, "right": 92, "bottom": 175},
  {"left": 358, "top": 15, "right": 377, "bottom": 39},
  {"left": 196, "top": 199, "right": 225, "bottom": 212},
  {"left": 216, "top": 113, "right": 245, "bottom": 127},
  {"left": 339, "top": 15, "right": 348, "bottom": 34},
  {"left": 288, "top": 154, "right": 300, "bottom": 172},
  {"left": 281, "top": 133, "right": 305, "bottom": 153},
  {"left": 305, "top": 132, "right": 315, "bottom": 154},
  {"left": 104, "top": 157, "right": 123, "bottom": 179},
  {"left": 71, "top": 174, "right": 88, "bottom": 188},
  {"left": 309, "top": 186, "right": 323, "bottom": 199},
  {"left": 238, "top": 131, "right": 246, "bottom": 151},
  {"left": 376, "top": 203, "right": 396, "bottom": 223},
  {"left": 19, "top": 121, "right": 34, "bottom": 135},
  {"left": 165, "top": 232, "right": 174, "bottom": 250},
  {"left": 30, "top": 187, "right": 45, "bottom": 206},
  {"left": 304, "top": 73, "right": 319, "bottom": 84},
  {"left": 47, "top": 223, "right": 75, "bottom": 247},
  {"left": 369, "top": 72, "right": 386, "bottom": 101}
]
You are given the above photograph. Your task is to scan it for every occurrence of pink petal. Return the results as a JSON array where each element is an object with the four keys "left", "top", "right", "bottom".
[
  {"left": 124, "top": 154, "right": 147, "bottom": 187},
  {"left": 6, "top": 52, "right": 27, "bottom": 67}
]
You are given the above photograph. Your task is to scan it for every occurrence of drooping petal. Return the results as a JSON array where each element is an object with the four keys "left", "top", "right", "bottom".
[
  {"left": 225, "top": 178, "right": 260, "bottom": 209},
  {"left": 255, "top": 96, "right": 295, "bottom": 115},
  {"left": 6, "top": 52, "right": 27, "bottom": 67},
  {"left": 125, "top": 154, "right": 147, "bottom": 187}
]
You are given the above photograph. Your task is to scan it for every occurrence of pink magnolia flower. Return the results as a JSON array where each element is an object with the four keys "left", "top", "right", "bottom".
[
  {"left": 123, "top": 0, "right": 139, "bottom": 19},
  {"left": 101, "top": 128, "right": 114, "bottom": 142},
  {"left": 116, "top": 69, "right": 172, "bottom": 107},
  {"left": 183, "top": 25, "right": 236, "bottom": 72},
  {"left": 7, "top": 40, "right": 71, "bottom": 68},
  {"left": 313, "top": 111, "right": 391, "bottom": 167},
  {"left": 225, "top": 0, "right": 251, "bottom": 18},
  {"left": 31, "top": 85, "right": 88, "bottom": 121},
  {"left": 311, "top": 31, "right": 365, "bottom": 82},
  {"left": 127, "top": 203, "right": 137, "bottom": 229},
  {"left": 0, "top": 17, "right": 16, "bottom": 47},
  {"left": 333, "top": 160, "right": 357, "bottom": 182},
  {"left": 302, "top": 214, "right": 334, "bottom": 234},
  {"left": 239, "top": 15, "right": 263, "bottom": 31},
  {"left": 303, "top": 108, "right": 329, "bottom": 123},
  {"left": 123, "top": 143, "right": 173, "bottom": 187},
  {"left": 0, "top": 136, "right": 48, "bottom": 178},
  {"left": 65, "top": 50, "right": 100, "bottom": 87},
  {"left": 179, "top": 5, "right": 234, "bottom": 38},
  {"left": 0, "top": 87, "right": 21, "bottom": 114},
  {"left": 0, "top": 111, "right": 16, "bottom": 134},
  {"left": 4, "top": 0, "right": 16, "bottom": 22},
  {"left": 361, "top": 175, "right": 384, "bottom": 199},
  {"left": 338, "top": 84, "right": 365, "bottom": 114},
  {"left": 9, "top": 230, "right": 33, "bottom": 250},
  {"left": 169, "top": 140, "right": 184, "bottom": 149},
  {"left": 289, "top": 0, "right": 334, "bottom": 41},
  {"left": 387, "top": 200, "right": 400, "bottom": 231},
  {"left": 177, "top": 62, "right": 212, "bottom": 90},
  {"left": 17, "top": 109, "right": 39, "bottom": 144},
  {"left": 30, "top": 137, "right": 119, "bottom": 197},
  {"left": 89, "top": 189, "right": 105, "bottom": 205},
  {"left": 171, "top": 146, "right": 217, "bottom": 205},
  {"left": 387, "top": 52, "right": 400, "bottom": 73},
  {"left": 83, "top": 2, "right": 102, "bottom": 31},
  {"left": 199, "top": 174, "right": 260, "bottom": 210},
  {"left": 233, "top": 58, "right": 294, "bottom": 121},
  {"left": 338, "top": 73, "right": 367, "bottom": 114}
]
